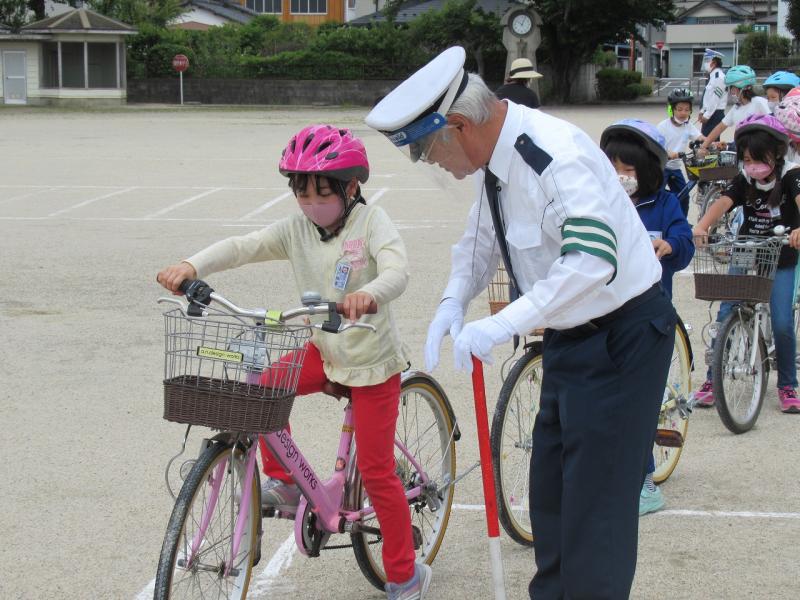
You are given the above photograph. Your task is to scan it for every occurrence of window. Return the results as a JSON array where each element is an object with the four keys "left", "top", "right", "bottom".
[
  {"left": 88, "top": 43, "right": 117, "bottom": 88},
  {"left": 41, "top": 42, "right": 59, "bottom": 88},
  {"left": 348, "top": 0, "right": 356, "bottom": 8},
  {"left": 38, "top": 41, "right": 121, "bottom": 89},
  {"left": 291, "top": 0, "right": 326, "bottom": 14},
  {"left": 61, "top": 42, "right": 85, "bottom": 88},
  {"left": 247, "top": 0, "right": 281, "bottom": 12}
]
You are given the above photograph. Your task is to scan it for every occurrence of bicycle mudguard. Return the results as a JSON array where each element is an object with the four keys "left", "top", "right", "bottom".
[{"left": 401, "top": 371, "right": 461, "bottom": 441}]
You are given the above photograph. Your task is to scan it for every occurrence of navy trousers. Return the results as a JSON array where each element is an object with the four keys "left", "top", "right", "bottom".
[
  {"left": 701, "top": 109, "right": 725, "bottom": 137},
  {"left": 529, "top": 287, "right": 676, "bottom": 600}
]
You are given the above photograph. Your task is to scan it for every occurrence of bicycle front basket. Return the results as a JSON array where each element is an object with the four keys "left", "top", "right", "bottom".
[
  {"left": 487, "top": 264, "right": 511, "bottom": 315},
  {"left": 161, "top": 309, "right": 312, "bottom": 433},
  {"left": 692, "top": 235, "right": 782, "bottom": 303}
]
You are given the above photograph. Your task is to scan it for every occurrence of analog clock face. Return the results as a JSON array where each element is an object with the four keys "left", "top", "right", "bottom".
[{"left": 512, "top": 13, "right": 532, "bottom": 36}]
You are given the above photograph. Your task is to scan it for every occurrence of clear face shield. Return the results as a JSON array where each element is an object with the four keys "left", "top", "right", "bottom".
[{"left": 386, "top": 112, "right": 478, "bottom": 181}]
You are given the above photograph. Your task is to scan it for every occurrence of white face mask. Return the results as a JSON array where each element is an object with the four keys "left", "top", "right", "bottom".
[
  {"left": 618, "top": 174, "right": 638, "bottom": 196},
  {"left": 768, "top": 101, "right": 778, "bottom": 112}
]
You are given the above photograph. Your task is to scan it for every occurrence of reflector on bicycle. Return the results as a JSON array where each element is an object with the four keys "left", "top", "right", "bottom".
[{"left": 654, "top": 428, "right": 685, "bottom": 448}]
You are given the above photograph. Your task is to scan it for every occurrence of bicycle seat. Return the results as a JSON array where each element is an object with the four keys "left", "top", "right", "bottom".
[{"left": 322, "top": 380, "right": 351, "bottom": 400}]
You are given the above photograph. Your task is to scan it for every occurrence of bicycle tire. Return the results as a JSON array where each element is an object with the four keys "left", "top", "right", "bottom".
[
  {"left": 154, "top": 441, "right": 260, "bottom": 600},
  {"left": 653, "top": 322, "right": 692, "bottom": 484},
  {"left": 350, "top": 374, "right": 457, "bottom": 590},
  {"left": 489, "top": 345, "right": 541, "bottom": 546},
  {"left": 712, "top": 310, "right": 768, "bottom": 434}
]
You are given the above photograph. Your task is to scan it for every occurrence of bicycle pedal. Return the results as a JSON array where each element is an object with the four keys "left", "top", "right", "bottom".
[{"left": 654, "top": 429, "right": 684, "bottom": 448}]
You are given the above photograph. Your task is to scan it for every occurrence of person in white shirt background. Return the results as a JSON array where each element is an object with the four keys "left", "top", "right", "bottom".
[
  {"left": 700, "top": 65, "right": 770, "bottom": 155},
  {"left": 657, "top": 88, "right": 704, "bottom": 217},
  {"left": 366, "top": 46, "right": 677, "bottom": 600},
  {"left": 698, "top": 51, "right": 727, "bottom": 137}
]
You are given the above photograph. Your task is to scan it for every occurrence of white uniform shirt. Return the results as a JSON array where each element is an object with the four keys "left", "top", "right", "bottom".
[
  {"left": 442, "top": 101, "right": 662, "bottom": 334},
  {"left": 702, "top": 68, "right": 728, "bottom": 119},
  {"left": 658, "top": 118, "right": 702, "bottom": 170},
  {"left": 722, "top": 96, "right": 770, "bottom": 128}
]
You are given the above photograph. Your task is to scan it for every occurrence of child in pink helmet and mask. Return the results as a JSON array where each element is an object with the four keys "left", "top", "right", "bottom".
[
  {"left": 157, "top": 125, "right": 432, "bottom": 598},
  {"left": 693, "top": 115, "right": 800, "bottom": 413}
]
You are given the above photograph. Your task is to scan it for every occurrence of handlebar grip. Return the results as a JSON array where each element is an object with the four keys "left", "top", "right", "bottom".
[
  {"left": 335, "top": 301, "right": 378, "bottom": 315},
  {"left": 178, "top": 279, "right": 193, "bottom": 294}
]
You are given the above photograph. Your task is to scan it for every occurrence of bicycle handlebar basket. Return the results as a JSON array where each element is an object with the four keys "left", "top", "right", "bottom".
[
  {"left": 162, "top": 308, "right": 312, "bottom": 433},
  {"left": 487, "top": 264, "right": 511, "bottom": 315},
  {"left": 693, "top": 235, "right": 783, "bottom": 303}
]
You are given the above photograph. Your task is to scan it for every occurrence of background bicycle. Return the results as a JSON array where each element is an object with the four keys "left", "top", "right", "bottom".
[
  {"left": 693, "top": 232, "right": 790, "bottom": 433},
  {"left": 154, "top": 281, "right": 459, "bottom": 599},
  {"left": 484, "top": 267, "right": 694, "bottom": 546}
]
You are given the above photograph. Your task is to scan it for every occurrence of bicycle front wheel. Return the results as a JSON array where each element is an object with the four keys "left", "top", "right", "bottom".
[
  {"left": 653, "top": 322, "right": 691, "bottom": 484},
  {"left": 351, "top": 374, "right": 457, "bottom": 590},
  {"left": 490, "top": 345, "right": 542, "bottom": 546},
  {"left": 713, "top": 310, "right": 768, "bottom": 434},
  {"left": 154, "top": 440, "right": 260, "bottom": 600}
]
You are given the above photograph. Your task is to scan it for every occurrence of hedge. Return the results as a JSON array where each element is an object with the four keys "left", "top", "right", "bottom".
[{"left": 596, "top": 68, "right": 647, "bottom": 101}]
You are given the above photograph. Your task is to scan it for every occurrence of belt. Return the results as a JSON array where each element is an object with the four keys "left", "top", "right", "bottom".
[{"left": 558, "top": 284, "right": 662, "bottom": 338}]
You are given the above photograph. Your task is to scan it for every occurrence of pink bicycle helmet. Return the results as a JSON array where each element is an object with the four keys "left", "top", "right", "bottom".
[
  {"left": 279, "top": 125, "right": 369, "bottom": 183},
  {"left": 774, "top": 96, "right": 800, "bottom": 143},
  {"left": 785, "top": 86, "right": 800, "bottom": 99},
  {"left": 734, "top": 114, "right": 790, "bottom": 146}
]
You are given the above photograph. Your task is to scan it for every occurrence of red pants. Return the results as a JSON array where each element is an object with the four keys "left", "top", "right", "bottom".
[{"left": 258, "top": 343, "right": 415, "bottom": 584}]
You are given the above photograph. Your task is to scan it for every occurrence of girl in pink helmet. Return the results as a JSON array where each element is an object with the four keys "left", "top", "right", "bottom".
[
  {"left": 157, "top": 125, "right": 432, "bottom": 598},
  {"left": 693, "top": 115, "right": 800, "bottom": 413},
  {"left": 774, "top": 95, "right": 800, "bottom": 163}
]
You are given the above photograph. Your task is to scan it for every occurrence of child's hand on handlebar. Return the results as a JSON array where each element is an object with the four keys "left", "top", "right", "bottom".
[
  {"left": 790, "top": 229, "right": 800, "bottom": 250},
  {"left": 342, "top": 291, "right": 375, "bottom": 322},
  {"left": 157, "top": 262, "right": 197, "bottom": 295}
]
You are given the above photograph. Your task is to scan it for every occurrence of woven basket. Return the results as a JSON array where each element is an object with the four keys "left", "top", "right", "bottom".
[
  {"left": 163, "top": 375, "right": 294, "bottom": 433},
  {"left": 693, "top": 273, "right": 774, "bottom": 303},
  {"left": 698, "top": 166, "right": 739, "bottom": 182}
]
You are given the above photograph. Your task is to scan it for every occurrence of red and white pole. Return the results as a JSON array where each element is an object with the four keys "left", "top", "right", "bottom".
[{"left": 471, "top": 356, "right": 507, "bottom": 599}]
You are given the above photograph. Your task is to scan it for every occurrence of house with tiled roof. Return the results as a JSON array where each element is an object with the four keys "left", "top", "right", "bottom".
[{"left": 0, "top": 8, "right": 136, "bottom": 105}]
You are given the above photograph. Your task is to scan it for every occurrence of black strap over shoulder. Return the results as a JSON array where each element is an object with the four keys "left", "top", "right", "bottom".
[{"left": 484, "top": 169, "right": 520, "bottom": 301}]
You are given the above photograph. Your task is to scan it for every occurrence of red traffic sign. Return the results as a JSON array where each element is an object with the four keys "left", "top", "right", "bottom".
[
  {"left": 655, "top": 41, "right": 664, "bottom": 50},
  {"left": 172, "top": 54, "right": 189, "bottom": 72}
]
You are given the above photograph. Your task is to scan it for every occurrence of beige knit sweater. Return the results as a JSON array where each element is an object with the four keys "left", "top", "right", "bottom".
[{"left": 185, "top": 203, "right": 410, "bottom": 387}]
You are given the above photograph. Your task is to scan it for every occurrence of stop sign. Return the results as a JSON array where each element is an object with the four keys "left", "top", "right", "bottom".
[
  {"left": 172, "top": 54, "right": 189, "bottom": 72},
  {"left": 655, "top": 41, "right": 664, "bottom": 50}
]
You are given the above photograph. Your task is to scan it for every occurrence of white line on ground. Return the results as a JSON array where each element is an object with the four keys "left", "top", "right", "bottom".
[
  {"left": 238, "top": 191, "right": 293, "bottom": 220},
  {"left": 247, "top": 534, "right": 297, "bottom": 596},
  {"left": 453, "top": 503, "right": 800, "bottom": 519},
  {"left": 367, "top": 188, "right": 389, "bottom": 205},
  {"left": 144, "top": 188, "right": 224, "bottom": 219},
  {"left": 48, "top": 186, "right": 137, "bottom": 217},
  {"left": 134, "top": 578, "right": 154, "bottom": 600},
  {"left": 0, "top": 187, "right": 55, "bottom": 204}
]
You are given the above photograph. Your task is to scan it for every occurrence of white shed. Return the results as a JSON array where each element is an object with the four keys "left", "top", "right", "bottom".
[{"left": 0, "top": 8, "right": 136, "bottom": 106}]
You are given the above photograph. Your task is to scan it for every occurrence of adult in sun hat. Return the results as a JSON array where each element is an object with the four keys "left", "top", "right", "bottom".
[
  {"left": 494, "top": 57, "right": 541, "bottom": 108},
  {"left": 366, "top": 46, "right": 676, "bottom": 599}
]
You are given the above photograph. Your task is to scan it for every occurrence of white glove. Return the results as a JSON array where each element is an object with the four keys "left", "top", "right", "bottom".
[
  {"left": 453, "top": 315, "right": 515, "bottom": 373},
  {"left": 424, "top": 297, "right": 465, "bottom": 372}
]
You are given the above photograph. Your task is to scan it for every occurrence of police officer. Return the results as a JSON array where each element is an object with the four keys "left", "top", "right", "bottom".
[
  {"left": 366, "top": 47, "right": 677, "bottom": 599},
  {"left": 699, "top": 50, "right": 727, "bottom": 136}
]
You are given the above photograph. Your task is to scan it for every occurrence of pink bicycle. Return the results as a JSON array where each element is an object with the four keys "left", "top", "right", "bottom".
[{"left": 154, "top": 280, "right": 459, "bottom": 599}]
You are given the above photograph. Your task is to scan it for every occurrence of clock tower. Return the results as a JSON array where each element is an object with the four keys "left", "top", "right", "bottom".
[{"left": 501, "top": 7, "right": 542, "bottom": 94}]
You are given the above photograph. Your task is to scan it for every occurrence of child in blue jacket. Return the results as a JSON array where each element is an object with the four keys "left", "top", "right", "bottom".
[{"left": 600, "top": 119, "right": 695, "bottom": 515}]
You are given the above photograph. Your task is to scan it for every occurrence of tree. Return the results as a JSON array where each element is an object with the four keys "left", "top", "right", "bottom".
[
  {"left": 87, "top": 0, "right": 185, "bottom": 28},
  {"left": 529, "top": 0, "right": 674, "bottom": 102},
  {"left": 408, "top": 0, "right": 503, "bottom": 78},
  {"left": 0, "top": 0, "right": 27, "bottom": 31},
  {"left": 738, "top": 31, "right": 791, "bottom": 63},
  {"left": 787, "top": 0, "right": 800, "bottom": 40}
]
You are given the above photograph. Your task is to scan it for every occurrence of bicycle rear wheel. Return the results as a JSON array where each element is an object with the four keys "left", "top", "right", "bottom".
[
  {"left": 350, "top": 374, "right": 457, "bottom": 590},
  {"left": 490, "top": 345, "right": 541, "bottom": 546},
  {"left": 154, "top": 440, "right": 260, "bottom": 600},
  {"left": 713, "top": 310, "right": 768, "bottom": 434},
  {"left": 653, "top": 322, "right": 691, "bottom": 484}
]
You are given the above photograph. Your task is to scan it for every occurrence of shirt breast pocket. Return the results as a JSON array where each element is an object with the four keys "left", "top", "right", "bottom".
[{"left": 505, "top": 220, "right": 542, "bottom": 252}]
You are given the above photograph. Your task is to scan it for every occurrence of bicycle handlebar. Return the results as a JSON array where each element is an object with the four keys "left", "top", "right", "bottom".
[{"left": 163, "top": 279, "right": 378, "bottom": 333}]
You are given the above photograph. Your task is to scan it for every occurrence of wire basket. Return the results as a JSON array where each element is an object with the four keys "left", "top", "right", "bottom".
[
  {"left": 162, "top": 308, "right": 312, "bottom": 433},
  {"left": 487, "top": 264, "right": 511, "bottom": 315},
  {"left": 693, "top": 235, "right": 782, "bottom": 303}
]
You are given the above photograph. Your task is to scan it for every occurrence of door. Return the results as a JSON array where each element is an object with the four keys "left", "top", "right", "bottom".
[{"left": 2, "top": 51, "right": 27, "bottom": 105}]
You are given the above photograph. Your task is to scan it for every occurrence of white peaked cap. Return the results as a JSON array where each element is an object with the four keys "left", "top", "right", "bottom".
[{"left": 365, "top": 46, "right": 468, "bottom": 133}]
